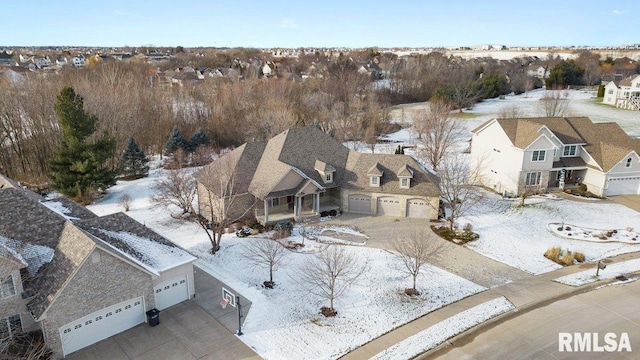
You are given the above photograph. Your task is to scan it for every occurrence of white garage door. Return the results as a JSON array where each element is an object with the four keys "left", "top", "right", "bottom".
[
  {"left": 377, "top": 197, "right": 401, "bottom": 217},
  {"left": 348, "top": 195, "right": 371, "bottom": 214},
  {"left": 60, "top": 297, "right": 145, "bottom": 356},
  {"left": 407, "top": 198, "right": 431, "bottom": 218},
  {"left": 154, "top": 275, "right": 189, "bottom": 310},
  {"left": 607, "top": 176, "right": 640, "bottom": 196}
]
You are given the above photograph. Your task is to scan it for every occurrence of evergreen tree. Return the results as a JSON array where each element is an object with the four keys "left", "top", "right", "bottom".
[
  {"left": 164, "top": 125, "right": 190, "bottom": 155},
  {"left": 545, "top": 60, "right": 585, "bottom": 89},
  {"left": 190, "top": 128, "right": 211, "bottom": 149},
  {"left": 395, "top": 145, "right": 405, "bottom": 154},
  {"left": 49, "top": 86, "right": 117, "bottom": 201},
  {"left": 121, "top": 136, "right": 149, "bottom": 178}
]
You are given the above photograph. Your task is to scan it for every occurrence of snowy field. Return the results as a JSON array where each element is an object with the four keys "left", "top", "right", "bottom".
[
  {"left": 554, "top": 258, "right": 640, "bottom": 287},
  {"left": 87, "top": 169, "right": 485, "bottom": 360}
]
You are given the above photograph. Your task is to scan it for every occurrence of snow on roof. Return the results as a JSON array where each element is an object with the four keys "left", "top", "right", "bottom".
[
  {"left": 0, "top": 235, "right": 54, "bottom": 276},
  {"left": 40, "top": 200, "right": 79, "bottom": 220},
  {"left": 95, "top": 229, "right": 196, "bottom": 275}
]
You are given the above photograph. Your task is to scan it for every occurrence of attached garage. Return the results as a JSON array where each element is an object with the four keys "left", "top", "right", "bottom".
[
  {"left": 154, "top": 275, "right": 189, "bottom": 310},
  {"left": 377, "top": 197, "right": 401, "bottom": 217},
  {"left": 348, "top": 195, "right": 371, "bottom": 214},
  {"left": 406, "top": 198, "right": 431, "bottom": 218},
  {"left": 59, "top": 297, "right": 145, "bottom": 356},
  {"left": 607, "top": 176, "right": 640, "bottom": 196}
]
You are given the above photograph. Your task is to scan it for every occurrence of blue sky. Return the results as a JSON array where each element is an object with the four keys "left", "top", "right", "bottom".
[{"left": 3, "top": 1, "right": 638, "bottom": 48}]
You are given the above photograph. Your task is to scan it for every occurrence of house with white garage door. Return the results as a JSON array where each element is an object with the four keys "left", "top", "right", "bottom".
[
  {"left": 471, "top": 116, "right": 640, "bottom": 197},
  {"left": 195, "top": 126, "right": 441, "bottom": 224},
  {"left": 0, "top": 174, "right": 196, "bottom": 358}
]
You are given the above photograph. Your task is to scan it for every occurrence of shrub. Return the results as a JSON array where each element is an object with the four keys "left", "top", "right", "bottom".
[
  {"left": 577, "top": 183, "right": 587, "bottom": 192},
  {"left": 274, "top": 220, "right": 293, "bottom": 232},
  {"left": 320, "top": 211, "right": 329, "bottom": 217},
  {"left": 561, "top": 252, "right": 575, "bottom": 266},
  {"left": 117, "top": 194, "right": 133, "bottom": 212},
  {"left": 574, "top": 252, "right": 585, "bottom": 263},
  {"left": 463, "top": 223, "right": 473, "bottom": 232},
  {"left": 320, "top": 306, "right": 337, "bottom": 317},
  {"left": 329, "top": 209, "right": 337, "bottom": 216},
  {"left": 564, "top": 189, "right": 572, "bottom": 194},
  {"left": 544, "top": 246, "right": 561, "bottom": 260}
]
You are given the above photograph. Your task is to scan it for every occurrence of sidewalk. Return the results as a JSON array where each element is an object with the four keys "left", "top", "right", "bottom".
[{"left": 339, "top": 250, "right": 640, "bottom": 360}]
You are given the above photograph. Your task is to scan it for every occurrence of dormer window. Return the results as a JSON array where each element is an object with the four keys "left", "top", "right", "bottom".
[
  {"left": 626, "top": 158, "right": 632, "bottom": 168},
  {"left": 397, "top": 163, "right": 414, "bottom": 189},
  {"left": 325, "top": 172, "right": 333, "bottom": 182},
  {"left": 563, "top": 145, "right": 577, "bottom": 156},
  {"left": 367, "top": 162, "right": 384, "bottom": 188},
  {"left": 370, "top": 176, "right": 380, "bottom": 187}
]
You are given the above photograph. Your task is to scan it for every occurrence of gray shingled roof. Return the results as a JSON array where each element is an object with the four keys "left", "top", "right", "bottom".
[{"left": 76, "top": 213, "right": 196, "bottom": 275}]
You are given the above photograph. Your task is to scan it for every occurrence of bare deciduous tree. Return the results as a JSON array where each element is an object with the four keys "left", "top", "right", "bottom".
[
  {"left": 414, "top": 99, "right": 464, "bottom": 171},
  {"left": 117, "top": 193, "right": 133, "bottom": 212},
  {"left": 296, "top": 246, "right": 366, "bottom": 316},
  {"left": 438, "top": 153, "right": 485, "bottom": 230},
  {"left": 151, "top": 168, "right": 196, "bottom": 217},
  {"left": 195, "top": 153, "right": 257, "bottom": 254},
  {"left": 242, "top": 238, "right": 288, "bottom": 287},
  {"left": 539, "top": 90, "right": 571, "bottom": 117},
  {"left": 497, "top": 105, "right": 524, "bottom": 119},
  {"left": 392, "top": 229, "right": 443, "bottom": 296}
]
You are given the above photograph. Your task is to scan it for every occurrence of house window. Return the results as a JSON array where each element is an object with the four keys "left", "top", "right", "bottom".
[
  {"left": 525, "top": 172, "right": 541, "bottom": 186},
  {"left": 270, "top": 198, "right": 280, "bottom": 207},
  {"left": 608, "top": 89, "right": 614, "bottom": 94},
  {"left": 370, "top": 176, "right": 379, "bottom": 186},
  {"left": 400, "top": 178, "right": 410, "bottom": 188},
  {"left": 319, "top": 192, "right": 325, "bottom": 198},
  {"left": 531, "top": 150, "right": 546, "bottom": 162},
  {"left": 0, "top": 314, "right": 22, "bottom": 338},
  {"left": 1, "top": 275, "right": 15, "bottom": 299},
  {"left": 626, "top": 158, "right": 632, "bottom": 168},
  {"left": 563, "top": 145, "right": 577, "bottom": 156},
  {"left": 325, "top": 172, "right": 333, "bottom": 182}
]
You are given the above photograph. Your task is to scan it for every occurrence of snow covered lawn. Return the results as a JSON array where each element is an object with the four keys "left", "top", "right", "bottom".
[
  {"left": 370, "top": 296, "right": 515, "bottom": 360},
  {"left": 461, "top": 192, "right": 640, "bottom": 275},
  {"left": 554, "top": 258, "right": 640, "bottom": 287},
  {"left": 88, "top": 169, "right": 486, "bottom": 360}
]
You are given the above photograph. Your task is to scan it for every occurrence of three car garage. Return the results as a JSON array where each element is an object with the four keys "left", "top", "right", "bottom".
[{"left": 347, "top": 194, "right": 435, "bottom": 219}]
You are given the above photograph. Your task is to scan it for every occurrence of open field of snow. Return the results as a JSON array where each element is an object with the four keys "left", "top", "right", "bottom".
[{"left": 461, "top": 192, "right": 640, "bottom": 275}]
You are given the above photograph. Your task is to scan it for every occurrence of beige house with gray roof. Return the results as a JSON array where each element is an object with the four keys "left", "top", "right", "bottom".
[
  {"left": 195, "top": 126, "right": 440, "bottom": 224},
  {"left": 471, "top": 117, "right": 640, "bottom": 197},
  {"left": 0, "top": 174, "right": 196, "bottom": 358}
]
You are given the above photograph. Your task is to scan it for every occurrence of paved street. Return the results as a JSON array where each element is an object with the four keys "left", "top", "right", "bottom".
[{"left": 428, "top": 279, "right": 640, "bottom": 360}]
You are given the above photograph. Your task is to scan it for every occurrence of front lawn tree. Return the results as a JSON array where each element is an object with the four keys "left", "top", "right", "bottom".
[
  {"left": 392, "top": 229, "right": 443, "bottom": 296},
  {"left": 151, "top": 167, "right": 196, "bottom": 217},
  {"left": 296, "top": 246, "right": 366, "bottom": 317},
  {"left": 414, "top": 99, "right": 464, "bottom": 171},
  {"left": 438, "top": 152, "right": 485, "bottom": 230},
  {"left": 48, "top": 86, "right": 117, "bottom": 203},
  {"left": 243, "top": 238, "right": 288, "bottom": 288},
  {"left": 121, "top": 136, "right": 149, "bottom": 178}
]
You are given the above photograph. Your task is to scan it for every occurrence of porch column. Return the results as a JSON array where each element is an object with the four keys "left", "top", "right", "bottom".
[
  {"left": 296, "top": 196, "right": 302, "bottom": 220},
  {"left": 315, "top": 193, "right": 320, "bottom": 213},
  {"left": 264, "top": 200, "right": 269, "bottom": 223}
]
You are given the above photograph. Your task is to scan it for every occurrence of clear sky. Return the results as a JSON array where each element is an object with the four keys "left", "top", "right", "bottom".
[{"left": 3, "top": 1, "right": 638, "bottom": 48}]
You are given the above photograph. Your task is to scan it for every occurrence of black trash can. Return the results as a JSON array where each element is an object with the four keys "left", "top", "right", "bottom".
[{"left": 146, "top": 308, "right": 160, "bottom": 327}]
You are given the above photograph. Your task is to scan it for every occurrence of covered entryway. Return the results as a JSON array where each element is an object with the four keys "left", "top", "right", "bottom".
[
  {"left": 348, "top": 195, "right": 371, "bottom": 214},
  {"left": 59, "top": 297, "right": 145, "bottom": 356},
  {"left": 376, "top": 197, "right": 401, "bottom": 217},
  {"left": 406, "top": 198, "right": 431, "bottom": 218},
  {"left": 154, "top": 275, "right": 189, "bottom": 310},
  {"left": 607, "top": 176, "right": 640, "bottom": 196}
]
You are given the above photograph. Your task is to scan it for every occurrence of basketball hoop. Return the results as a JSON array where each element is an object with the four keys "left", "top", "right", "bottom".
[{"left": 220, "top": 299, "right": 230, "bottom": 309}]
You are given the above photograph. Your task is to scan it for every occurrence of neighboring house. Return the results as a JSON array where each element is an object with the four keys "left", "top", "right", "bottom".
[
  {"left": 194, "top": 126, "right": 440, "bottom": 225},
  {"left": 471, "top": 117, "right": 640, "bottom": 197},
  {"left": 34, "top": 57, "right": 52, "bottom": 69},
  {"left": 72, "top": 56, "right": 85, "bottom": 67},
  {"left": 603, "top": 74, "right": 640, "bottom": 111},
  {"left": 0, "top": 174, "right": 196, "bottom": 358},
  {"left": 526, "top": 65, "right": 548, "bottom": 79}
]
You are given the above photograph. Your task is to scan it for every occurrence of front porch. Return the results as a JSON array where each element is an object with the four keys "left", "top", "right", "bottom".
[{"left": 255, "top": 189, "right": 341, "bottom": 225}]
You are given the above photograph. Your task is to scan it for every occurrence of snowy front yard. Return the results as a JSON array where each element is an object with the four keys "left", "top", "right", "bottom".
[
  {"left": 87, "top": 169, "right": 485, "bottom": 360},
  {"left": 461, "top": 192, "right": 640, "bottom": 275}
]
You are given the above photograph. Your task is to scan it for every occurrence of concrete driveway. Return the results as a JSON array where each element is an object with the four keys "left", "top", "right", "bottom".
[
  {"left": 609, "top": 194, "right": 640, "bottom": 213},
  {"left": 67, "top": 267, "right": 260, "bottom": 360}
]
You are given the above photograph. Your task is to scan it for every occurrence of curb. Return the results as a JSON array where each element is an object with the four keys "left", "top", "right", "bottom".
[{"left": 419, "top": 271, "right": 640, "bottom": 359}]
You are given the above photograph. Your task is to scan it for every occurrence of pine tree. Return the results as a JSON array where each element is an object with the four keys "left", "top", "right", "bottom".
[
  {"left": 49, "top": 86, "right": 117, "bottom": 202},
  {"left": 164, "top": 125, "right": 190, "bottom": 155},
  {"left": 190, "top": 128, "right": 211, "bottom": 149},
  {"left": 121, "top": 136, "right": 149, "bottom": 178}
]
